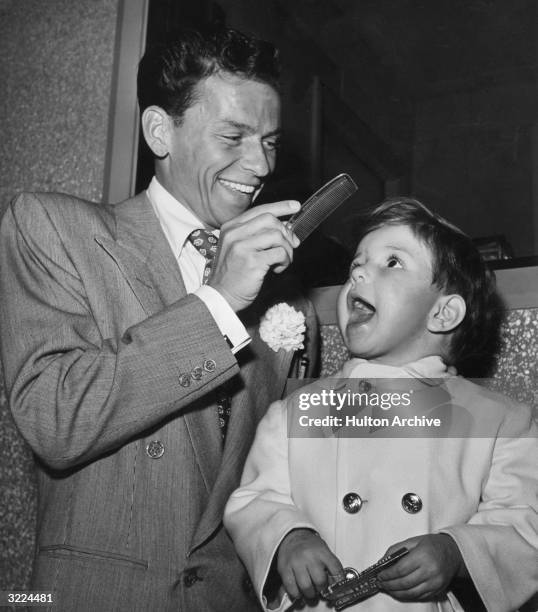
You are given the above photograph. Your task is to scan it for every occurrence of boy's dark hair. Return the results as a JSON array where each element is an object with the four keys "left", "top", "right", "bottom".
[
  {"left": 137, "top": 27, "right": 280, "bottom": 124},
  {"left": 357, "top": 197, "right": 504, "bottom": 377}
]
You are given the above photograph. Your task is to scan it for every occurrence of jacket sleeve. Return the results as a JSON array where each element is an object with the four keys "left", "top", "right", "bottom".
[
  {"left": 224, "top": 398, "right": 317, "bottom": 611},
  {"left": 0, "top": 194, "right": 239, "bottom": 469},
  {"left": 440, "top": 403, "right": 538, "bottom": 612}
]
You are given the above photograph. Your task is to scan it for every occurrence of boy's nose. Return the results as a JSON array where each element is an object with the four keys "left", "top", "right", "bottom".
[{"left": 350, "top": 265, "right": 368, "bottom": 284}]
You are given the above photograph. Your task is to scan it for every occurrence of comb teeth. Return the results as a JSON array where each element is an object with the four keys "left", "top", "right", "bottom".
[{"left": 289, "top": 173, "right": 358, "bottom": 242}]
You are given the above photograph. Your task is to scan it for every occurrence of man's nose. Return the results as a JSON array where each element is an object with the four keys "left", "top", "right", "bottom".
[{"left": 241, "top": 141, "right": 272, "bottom": 177}]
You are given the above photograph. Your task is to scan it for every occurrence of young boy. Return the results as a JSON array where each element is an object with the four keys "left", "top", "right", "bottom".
[{"left": 224, "top": 198, "right": 538, "bottom": 612}]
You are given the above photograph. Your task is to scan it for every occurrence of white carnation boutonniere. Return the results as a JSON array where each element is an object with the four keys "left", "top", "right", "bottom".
[{"left": 259, "top": 303, "right": 306, "bottom": 352}]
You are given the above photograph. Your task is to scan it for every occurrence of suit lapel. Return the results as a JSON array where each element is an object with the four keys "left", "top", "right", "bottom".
[
  {"left": 95, "top": 192, "right": 186, "bottom": 313},
  {"left": 94, "top": 193, "right": 223, "bottom": 494},
  {"left": 95, "top": 196, "right": 303, "bottom": 551},
  {"left": 189, "top": 299, "right": 295, "bottom": 553}
]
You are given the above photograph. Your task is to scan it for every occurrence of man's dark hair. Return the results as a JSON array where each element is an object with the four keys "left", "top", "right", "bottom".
[
  {"left": 137, "top": 27, "right": 280, "bottom": 124},
  {"left": 356, "top": 197, "right": 504, "bottom": 377}
]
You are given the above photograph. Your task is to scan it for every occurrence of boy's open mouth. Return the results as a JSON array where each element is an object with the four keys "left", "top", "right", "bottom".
[{"left": 350, "top": 295, "right": 376, "bottom": 324}]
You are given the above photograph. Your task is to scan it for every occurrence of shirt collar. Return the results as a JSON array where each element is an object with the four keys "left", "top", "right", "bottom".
[{"left": 146, "top": 176, "right": 219, "bottom": 257}]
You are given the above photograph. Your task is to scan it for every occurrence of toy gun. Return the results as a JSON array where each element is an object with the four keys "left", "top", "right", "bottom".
[{"left": 320, "top": 547, "right": 409, "bottom": 611}]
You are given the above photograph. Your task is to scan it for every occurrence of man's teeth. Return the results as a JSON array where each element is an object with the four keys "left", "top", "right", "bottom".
[{"left": 219, "top": 179, "right": 256, "bottom": 194}]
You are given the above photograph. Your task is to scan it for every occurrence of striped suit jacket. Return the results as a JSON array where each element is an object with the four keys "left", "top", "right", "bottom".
[{"left": 0, "top": 191, "right": 317, "bottom": 611}]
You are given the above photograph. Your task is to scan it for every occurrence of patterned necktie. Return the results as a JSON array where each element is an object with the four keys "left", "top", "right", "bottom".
[
  {"left": 187, "top": 228, "right": 219, "bottom": 283},
  {"left": 187, "top": 229, "right": 231, "bottom": 440}
]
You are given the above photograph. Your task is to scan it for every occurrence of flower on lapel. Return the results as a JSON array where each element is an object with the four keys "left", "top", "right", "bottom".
[{"left": 259, "top": 303, "right": 306, "bottom": 352}]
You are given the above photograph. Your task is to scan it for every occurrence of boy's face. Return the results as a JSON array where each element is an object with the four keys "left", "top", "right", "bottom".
[{"left": 337, "top": 224, "right": 444, "bottom": 365}]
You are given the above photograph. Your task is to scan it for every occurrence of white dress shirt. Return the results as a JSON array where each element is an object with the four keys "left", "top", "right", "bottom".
[{"left": 146, "top": 176, "right": 250, "bottom": 353}]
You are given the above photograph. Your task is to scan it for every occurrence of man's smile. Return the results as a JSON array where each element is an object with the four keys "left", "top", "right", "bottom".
[{"left": 218, "top": 178, "right": 257, "bottom": 194}]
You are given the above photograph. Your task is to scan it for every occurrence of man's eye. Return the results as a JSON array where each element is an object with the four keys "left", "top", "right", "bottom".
[
  {"left": 263, "top": 139, "right": 280, "bottom": 151},
  {"left": 387, "top": 255, "right": 402, "bottom": 268},
  {"left": 222, "top": 135, "right": 242, "bottom": 144}
]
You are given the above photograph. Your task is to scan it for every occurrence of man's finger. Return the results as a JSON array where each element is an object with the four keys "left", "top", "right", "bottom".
[
  {"left": 233, "top": 200, "right": 300, "bottom": 223},
  {"left": 217, "top": 235, "right": 293, "bottom": 275},
  {"left": 222, "top": 214, "right": 300, "bottom": 250}
]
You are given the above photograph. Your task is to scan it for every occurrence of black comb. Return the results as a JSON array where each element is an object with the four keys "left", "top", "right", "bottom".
[{"left": 288, "top": 173, "right": 358, "bottom": 242}]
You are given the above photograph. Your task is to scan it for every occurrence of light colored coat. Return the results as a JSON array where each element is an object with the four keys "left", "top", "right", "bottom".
[
  {"left": 0, "top": 191, "right": 317, "bottom": 611},
  {"left": 225, "top": 358, "right": 538, "bottom": 612}
]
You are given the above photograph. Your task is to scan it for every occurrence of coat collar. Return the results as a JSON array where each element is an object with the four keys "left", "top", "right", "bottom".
[{"left": 342, "top": 355, "right": 449, "bottom": 381}]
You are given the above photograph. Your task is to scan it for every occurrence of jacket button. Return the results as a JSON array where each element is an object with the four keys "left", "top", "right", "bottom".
[
  {"left": 183, "top": 568, "right": 201, "bottom": 588},
  {"left": 146, "top": 440, "right": 164, "bottom": 459},
  {"left": 191, "top": 366, "right": 203, "bottom": 381},
  {"left": 203, "top": 359, "right": 216, "bottom": 372},
  {"left": 342, "top": 492, "right": 363, "bottom": 514},
  {"left": 358, "top": 380, "right": 372, "bottom": 393},
  {"left": 402, "top": 492, "right": 422, "bottom": 514},
  {"left": 178, "top": 373, "right": 191, "bottom": 387},
  {"left": 242, "top": 576, "right": 257, "bottom": 599}
]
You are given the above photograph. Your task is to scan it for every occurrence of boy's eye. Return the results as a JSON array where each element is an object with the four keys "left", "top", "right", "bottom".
[{"left": 387, "top": 255, "right": 403, "bottom": 268}]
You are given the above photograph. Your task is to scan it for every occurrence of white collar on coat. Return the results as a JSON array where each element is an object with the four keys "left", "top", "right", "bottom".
[{"left": 341, "top": 355, "right": 449, "bottom": 380}]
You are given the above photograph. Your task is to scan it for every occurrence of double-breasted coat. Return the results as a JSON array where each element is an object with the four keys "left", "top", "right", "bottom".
[{"left": 225, "top": 358, "right": 538, "bottom": 612}]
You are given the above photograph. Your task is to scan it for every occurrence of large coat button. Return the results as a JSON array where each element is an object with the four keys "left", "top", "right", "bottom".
[
  {"left": 342, "top": 492, "right": 363, "bottom": 514},
  {"left": 402, "top": 492, "right": 422, "bottom": 513},
  {"left": 146, "top": 440, "right": 165, "bottom": 459}
]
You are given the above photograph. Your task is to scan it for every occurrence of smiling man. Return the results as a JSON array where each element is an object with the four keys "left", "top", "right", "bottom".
[{"left": 0, "top": 28, "right": 317, "bottom": 611}]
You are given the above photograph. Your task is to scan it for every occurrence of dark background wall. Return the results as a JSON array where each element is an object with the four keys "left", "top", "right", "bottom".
[{"left": 139, "top": 0, "right": 538, "bottom": 278}]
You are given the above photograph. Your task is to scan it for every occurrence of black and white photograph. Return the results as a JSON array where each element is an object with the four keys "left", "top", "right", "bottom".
[{"left": 0, "top": 1, "right": 537, "bottom": 611}]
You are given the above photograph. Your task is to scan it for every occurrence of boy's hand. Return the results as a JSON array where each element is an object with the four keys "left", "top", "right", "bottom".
[
  {"left": 276, "top": 528, "right": 344, "bottom": 601},
  {"left": 377, "top": 534, "right": 463, "bottom": 601}
]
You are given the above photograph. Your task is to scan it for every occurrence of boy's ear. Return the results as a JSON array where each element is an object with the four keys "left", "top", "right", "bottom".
[
  {"left": 141, "top": 106, "right": 172, "bottom": 158},
  {"left": 428, "top": 294, "right": 466, "bottom": 333}
]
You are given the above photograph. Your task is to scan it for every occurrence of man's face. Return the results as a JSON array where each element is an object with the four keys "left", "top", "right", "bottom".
[
  {"left": 160, "top": 72, "right": 281, "bottom": 228},
  {"left": 337, "top": 224, "right": 443, "bottom": 365}
]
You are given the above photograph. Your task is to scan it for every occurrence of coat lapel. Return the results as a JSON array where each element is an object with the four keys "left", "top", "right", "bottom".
[
  {"left": 95, "top": 196, "right": 305, "bottom": 552},
  {"left": 189, "top": 296, "right": 295, "bottom": 553},
  {"left": 95, "top": 192, "right": 186, "bottom": 313},
  {"left": 94, "top": 192, "right": 223, "bottom": 495}
]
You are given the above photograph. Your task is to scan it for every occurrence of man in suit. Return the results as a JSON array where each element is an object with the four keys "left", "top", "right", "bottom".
[{"left": 0, "top": 28, "right": 317, "bottom": 611}]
